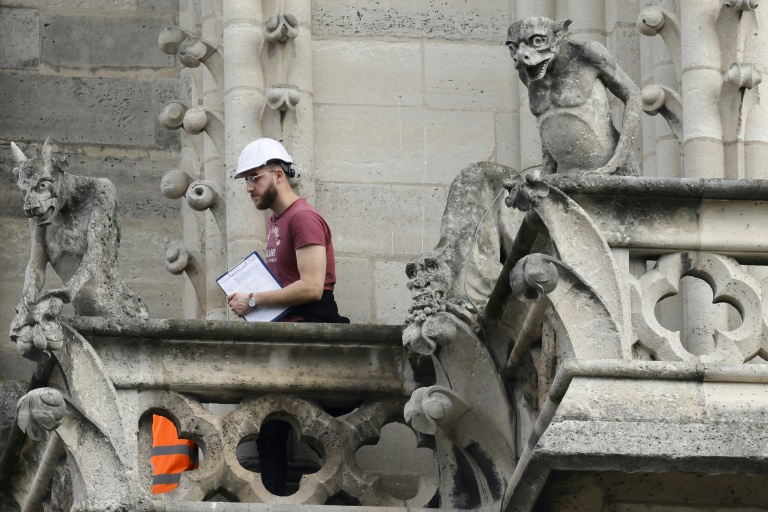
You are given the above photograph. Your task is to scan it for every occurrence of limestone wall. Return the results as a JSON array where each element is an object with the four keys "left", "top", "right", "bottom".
[
  {"left": 309, "top": 0, "right": 518, "bottom": 324},
  {"left": 0, "top": 0, "right": 184, "bottom": 381}
]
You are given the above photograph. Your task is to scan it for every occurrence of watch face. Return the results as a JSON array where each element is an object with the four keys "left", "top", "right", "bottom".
[{"left": 248, "top": 297, "right": 257, "bottom": 307}]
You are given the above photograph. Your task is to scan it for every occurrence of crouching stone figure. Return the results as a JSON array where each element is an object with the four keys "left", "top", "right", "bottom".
[
  {"left": 9, "top": 139, "right": 148, "bottom": 360},
  {"left": 506, "top": 17, "right": 642, "bottom": 175}
]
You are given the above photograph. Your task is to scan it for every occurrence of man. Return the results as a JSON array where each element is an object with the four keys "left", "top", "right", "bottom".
[
  {"left": 227, "top": 138, "right": 348, "bottom": 324},
  {"left": 227, "top": 138, "right": 347, "bottom": 495}
]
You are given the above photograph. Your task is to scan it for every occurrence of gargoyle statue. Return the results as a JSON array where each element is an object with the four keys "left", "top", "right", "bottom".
[
  {"left": 9, "top": 139, "right": 148, "bottom": 359},
  {"left": 506, "top": 17, "right": 641, "bottom": 176},
  {"left": 403, "top": 248, "right": 479, "bottom": 355}
]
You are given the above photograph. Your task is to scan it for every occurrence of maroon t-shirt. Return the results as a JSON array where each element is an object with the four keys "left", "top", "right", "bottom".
[{"left": 265, "top": 198, "right": 336, "bottom": 291}]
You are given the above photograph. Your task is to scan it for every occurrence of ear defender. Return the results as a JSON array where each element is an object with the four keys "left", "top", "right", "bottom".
[{"left": 279, "top": 162, "right": 295, "bottom": 178}]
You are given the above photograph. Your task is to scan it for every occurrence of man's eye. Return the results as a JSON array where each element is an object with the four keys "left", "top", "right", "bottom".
[
  {"left": 531, "top": 36, "right": 546, "bottom": 47},
  {"left": 406, "top": 264, "right": 416, "bottom": 279},
  {"left": 425, "top": 260, "right": 438, "bottom": 272},
  {"left": 36, "top": 182, "right": 49, "bottom": 191},
  {"left": 507, "top": 43, "right": 518, "bottom": 53}
]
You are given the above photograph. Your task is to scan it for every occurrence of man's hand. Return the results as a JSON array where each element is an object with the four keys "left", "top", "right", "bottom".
[{"left": 227, "top": 292, "right": 253, "bottom": 318}]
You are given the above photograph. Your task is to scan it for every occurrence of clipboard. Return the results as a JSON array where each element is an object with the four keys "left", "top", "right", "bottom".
[{"left": 217, "top": 251, "right": 290, "bottom": 322}]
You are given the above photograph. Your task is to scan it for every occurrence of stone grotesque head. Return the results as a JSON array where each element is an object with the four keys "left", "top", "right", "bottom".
[
  {"left": 506, "top": 17, "right": 572, "bottom": 83},
  {"left": 11, "top": 138, "right": 67, "bottom": 226},
  {"left": 406, "top": 249, "right": 453, "bottom": 308}
]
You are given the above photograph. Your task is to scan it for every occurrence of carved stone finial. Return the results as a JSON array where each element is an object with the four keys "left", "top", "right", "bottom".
[
  {"left": 186, "top": 180, "right": 220, "bottom": 211},
  {"left": 158, "top": 27, "right": 189, "bottom": 55},
  {"left": 165, "top": 245, "right": 206, "bottom": 311},
  {"left": 160, "top": 169, "right": 194, "bottom": 199},
  {"left": 264, "top": 14, "right": 299, "bottom": 43},
  {"left": 723, "top": 0, "right": 759, "bottom": 11},
  {"left": 510, "top": 254, "right": 559, "bottom": 303},
  {"left": 266, "top": 84, "right": 301, "bottom": 111},
  {"left": 405, "top": 386, "right": 470, "bottom": 435},
  {"left": 165, "top": 245, "right": 190, "bottom": 275},
  {"left": 504, "top": 170, "right": 549, "bottom": 212},
  {"left": 17, "top": 388, "right": 66, "bottom": 441},
  {"left": 641, "top": 84, "right": 684, "bottom": 141},
  {"left": 637, "top": 7, "right": 666, "bottom": 36},
  {"left": 178, "top": 37, "right": 210, "bottom": 68},
  {"left": 159, "top": 101, "right": 187, "bottom": 130},
  {"left": 724, "top": 63, "right": 762, "bottom": 89},
  {"left": 182, "top": 107, "right": 209, "bottom": 135}
]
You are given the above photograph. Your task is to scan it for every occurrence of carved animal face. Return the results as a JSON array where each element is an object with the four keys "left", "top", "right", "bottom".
[
  {"left": 11, "top": 139, "right": 64, "bottom": 226},
  {"left": 506, "top": 17, "right": 571, "bottom": 82},
  {"left": 406, "top": 251, "right": 453, "bottom": 303}
]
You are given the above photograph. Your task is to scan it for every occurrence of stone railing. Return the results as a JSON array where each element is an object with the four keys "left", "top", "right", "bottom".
[
  {"left": 1, "top": 319, "right": 441, "bottom": 511},
  {"left": 485, "top": 174, "right": 768, "bottom": 510}
]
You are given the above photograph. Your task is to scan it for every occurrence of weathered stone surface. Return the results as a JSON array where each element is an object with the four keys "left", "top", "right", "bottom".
[
  {"left": 0, "top": 8, "right": 40, "bottom": 69},
  {"left": 314, "top": 105, "right": 496, "bottom": 185},
  {"left": 312, "top": 40, "right": 422, "bottom": 106},
  {"left": 703, "top": 382, "right": 768, "bottom": 423},
  {"left": 373, "top": 260, "right": 411, "bottom": 325},
  {"left": 41, "top": 14, "right": 176, "bottom": 70},
  {"left": 0, "top": 0, "right": 178, "bottom": 12},
  {"left": 316, "top": 183, "right": 445, "bottom": 256},
  {"left": 0, "top": 380, "right": 27, "bottom": 455},
  {"left": 555, "top": 378, "right": 706, "bottom": 423},
  {"left": 312, "top": 0, "right": 510, "bottom": 41},
  {"left": 334, "top": 256, "right": 373, "bottom": 324},
  {"left": 0, "top": 75, "right": 177, "bottom": 148},
  {"left": 424, "top": 42, "right": 516, "bottom": 110},
  {"left": 496, "top": 112, "right": 522, "bottom": 170}
]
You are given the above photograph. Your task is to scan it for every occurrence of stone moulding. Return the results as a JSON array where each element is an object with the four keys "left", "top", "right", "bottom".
[
  {"left": 631, "top": 252, "right": 764, "bottom": 363},
  {"left": 4, "top": 318, "right": 417, "bottom": 510},
  {"left": 503, "top": 359, "right": 768, "bottom": 511}
]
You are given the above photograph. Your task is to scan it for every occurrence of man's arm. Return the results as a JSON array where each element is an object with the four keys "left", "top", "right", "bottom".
[{"left": 227, "top": 244, "right": 326, "bottom": 317}]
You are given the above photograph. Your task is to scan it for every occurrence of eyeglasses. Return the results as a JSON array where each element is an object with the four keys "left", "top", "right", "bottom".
[{"left": 243, "top": 170, "right": 275, "bottom": 183}]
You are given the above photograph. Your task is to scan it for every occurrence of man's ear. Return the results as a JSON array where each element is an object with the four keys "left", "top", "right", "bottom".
[{"left": 554, "top": 19, "right": 572, "bottom": 35}]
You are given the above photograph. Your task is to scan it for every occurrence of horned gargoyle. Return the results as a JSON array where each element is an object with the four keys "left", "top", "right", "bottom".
[
  {"left": 506, "top": 17, "right": 642, "bottom": 176},
  {"left": 9, "top": 139, "right": 148, "bottom": 361}
]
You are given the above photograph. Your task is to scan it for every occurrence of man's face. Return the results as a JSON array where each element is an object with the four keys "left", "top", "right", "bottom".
[{"left": 244, "top": 165, "right": 278, "bottom": 211}]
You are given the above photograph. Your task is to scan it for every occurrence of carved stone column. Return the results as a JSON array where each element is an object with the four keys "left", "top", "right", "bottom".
[
  {"left": 223, "top": 0, "right": 266, "bottom": 266},
  {"left": 681, "top": 0, "right": 725, "bottom": 179}
]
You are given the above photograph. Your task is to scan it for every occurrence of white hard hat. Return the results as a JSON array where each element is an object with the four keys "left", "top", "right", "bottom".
[{"left": 233, "top": 138, "right": 293, "bottom": 178}]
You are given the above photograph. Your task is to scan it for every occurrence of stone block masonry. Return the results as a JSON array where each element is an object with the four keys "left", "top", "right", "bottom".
[
  {"left": 0, "top": 2, "right": 183, "bottom": 382},
  {"left": 0, "top": 8, "right": 40, "bottom": 69}
]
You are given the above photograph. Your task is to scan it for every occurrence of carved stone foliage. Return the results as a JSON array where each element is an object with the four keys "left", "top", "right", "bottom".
[
  {"left": 16, "top": 388, "right": 66, "bottom": 442},
  {"left": 504, "top": 173, "right": 629, "bottom": 356},
  {"left": 631, "top": 252, "right": 765, "bottom": 364}
]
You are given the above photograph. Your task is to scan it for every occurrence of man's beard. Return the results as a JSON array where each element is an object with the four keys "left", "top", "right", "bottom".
[{"left": 254, "top": 182, "right": 278, "bottom": 210}]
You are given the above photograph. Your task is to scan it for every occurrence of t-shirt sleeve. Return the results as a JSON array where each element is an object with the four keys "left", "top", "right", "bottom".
[{"left": 290, "top": 210, "right": 330, "bottom": 249}]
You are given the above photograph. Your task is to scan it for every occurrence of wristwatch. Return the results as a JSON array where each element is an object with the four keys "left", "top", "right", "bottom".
[{"left": 247, "top": 293, "right": 257, "bottom": 308}]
